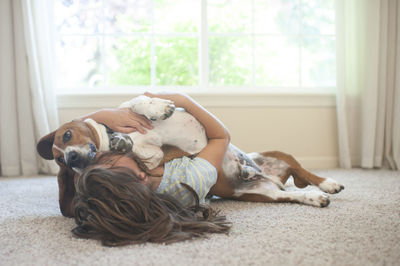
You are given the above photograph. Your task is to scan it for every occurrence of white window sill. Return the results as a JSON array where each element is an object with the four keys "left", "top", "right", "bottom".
[{"left": 56, "top": 88, "right": 337, "bottom": 109}]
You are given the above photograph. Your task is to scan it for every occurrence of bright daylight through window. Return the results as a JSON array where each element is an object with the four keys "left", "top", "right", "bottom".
[{"left": 54, "top": 0, "right": 336, "bottom": 93}]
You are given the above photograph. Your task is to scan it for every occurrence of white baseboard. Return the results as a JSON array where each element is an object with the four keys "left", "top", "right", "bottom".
[{"left": 57, "top": 93, "right": 336, "bottom": 109}]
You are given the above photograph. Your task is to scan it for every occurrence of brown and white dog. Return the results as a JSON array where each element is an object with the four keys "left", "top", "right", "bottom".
[{"left": 37, "top": 96, "right": 344, "bottom": 217}]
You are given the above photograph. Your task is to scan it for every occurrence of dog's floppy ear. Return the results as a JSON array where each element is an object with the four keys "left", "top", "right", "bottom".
[
  {"left": 37, "top": 131, "right": 56, "bottom": 160},
  {"left": 57, "top": 167, "right": 76, "bottom": 218}
]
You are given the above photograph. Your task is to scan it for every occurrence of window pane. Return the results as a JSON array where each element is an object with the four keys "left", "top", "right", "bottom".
[
  {"left": 104, "top": 0, "right": 152, "bottom": 33},
  {"left": 154, "top": 0, "right": 200, "bottom": 33},
  {"left": 254, "top": 0, "right": 299, "bottom": 34},
  {"left": 156, "top": 37, "right": 198, "bottom": 85},
  {"left": 209, "top": 37, "right": 252, "bottom": 85},
  {"left": 55, "top": 0, "right": 103, "bottom": 34},
  {"left": 55, "top": 36, "right": 103, "bottom": 87},
  {"left": 302, "top": 0, "right": 335, "bottom": 35},
  {"left": 301, "top": 36, "right": 335, "bottom": 87},
  {"left": 53, "top": 0, "right": 336, "bottom": 92},
  {"left": 208, "top": 0, "right": 252, "bottom": 33},
  {"left": 255, "top": 36, "right": 299, "bottom": 86},
  {"left": 107, "top": 37, "right": 151, "bottom": 85}
]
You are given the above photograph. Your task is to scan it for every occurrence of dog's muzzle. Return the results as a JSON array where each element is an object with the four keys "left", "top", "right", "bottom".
[{"left": 66, "top": 143, "right": 97, "bottom": 170}]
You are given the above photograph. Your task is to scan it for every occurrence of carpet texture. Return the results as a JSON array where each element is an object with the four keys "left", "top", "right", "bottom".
[{"left": 1, "top": 169, "right": 399, "bottom": 266}]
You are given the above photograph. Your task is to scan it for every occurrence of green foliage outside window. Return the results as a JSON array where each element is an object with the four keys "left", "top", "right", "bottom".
[{"left": 55, "top": 0, "right": 336, "bottom": 89}]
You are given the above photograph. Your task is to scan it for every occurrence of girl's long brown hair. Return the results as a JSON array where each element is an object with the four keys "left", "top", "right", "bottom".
[{"left": 72, "top": 154, "right": 231, "bottom": 246}]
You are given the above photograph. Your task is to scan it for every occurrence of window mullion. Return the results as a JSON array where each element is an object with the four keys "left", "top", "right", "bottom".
[
  {"left": 299, "top": 0, "right": 302, "bottom": 89},
  {"left": 151, "top": 0, "right": 156, "bottom": 86},
  {"left": 200, "top": 0, "right": 209, "bottom": 88},
  {"left": 251, "top": 0, "right": 255, "bottom": 86},
  {"left": 101, "top": 0, "right": 107, "bottom": 86}
]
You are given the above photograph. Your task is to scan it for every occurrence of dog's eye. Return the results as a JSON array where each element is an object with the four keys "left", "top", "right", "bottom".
[
  {"left": 57, "top": 156, "right": 65, "bottom": 164},
  {"left": 63, "top": 130, "right": 72, "bottom": 143}
]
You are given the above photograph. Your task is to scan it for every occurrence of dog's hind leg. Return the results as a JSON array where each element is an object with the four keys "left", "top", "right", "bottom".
[
  {"left": 291, "top": 166, "right": 344, "bottom": 194},
  {"left": 233, "top": 181, "right": 330, "bottom": 207},
  {"left": 121, "top": 95, "right": 176, "bottom": 121},
  {"left": 250, "top": 151, "right": 344, "bottom": 194},
  {"left": 247, "top": 151, "right": 295, "bottom": 186}
]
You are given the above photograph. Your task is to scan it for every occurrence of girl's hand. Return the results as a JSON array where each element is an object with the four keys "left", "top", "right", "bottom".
[{"left": 93, "top": 108, "right": 153, "bottom": 134}]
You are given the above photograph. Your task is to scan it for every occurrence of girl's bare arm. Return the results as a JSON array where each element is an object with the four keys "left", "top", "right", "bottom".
[{"left": 78, "top": 108, "right": 153, "bottom": 134}]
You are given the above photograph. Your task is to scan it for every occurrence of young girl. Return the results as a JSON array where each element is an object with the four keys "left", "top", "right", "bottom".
[
  {"left": 73, "top": 92, "right": 234, "bottom": 246},
  {"left": 73, "top": 92, "right": 342, "bottom": 246}
]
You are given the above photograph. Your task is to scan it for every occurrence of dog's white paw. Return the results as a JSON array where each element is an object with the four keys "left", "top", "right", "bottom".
[
  {"left": 304, "top": 191, "right": 330, "bottom": 207},
  {"left": 129, "top": 95, "right": 176, "bottom": 121},
  {"left": 110, "top": 133, "right": 133, "bottom": 153},
  {"left": 318, "top": 178, "right": 345, "bottom": 194}
]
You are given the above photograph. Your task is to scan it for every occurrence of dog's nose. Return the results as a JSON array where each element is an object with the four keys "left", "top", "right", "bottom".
[
  {"left": 65, "top": 150, "right": 92, "bottom": 171},
  {"left": 69, "top": 151, "right": 78, "bottom": 162},
  {"left": 66, "top": 151, "right": 80, "bottom": 168}
]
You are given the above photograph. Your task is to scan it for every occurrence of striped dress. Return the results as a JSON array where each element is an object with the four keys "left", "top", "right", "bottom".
[{"left": 156, "top": 156, "right": 217, "bottom": 207}]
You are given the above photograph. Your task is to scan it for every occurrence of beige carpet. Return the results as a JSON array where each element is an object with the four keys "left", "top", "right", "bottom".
[{"left": 1, "top": 169, "right": 399, "bottom": 266}]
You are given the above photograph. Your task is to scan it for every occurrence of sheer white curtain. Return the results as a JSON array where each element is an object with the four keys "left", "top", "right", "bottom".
[
  {"left": 0, "top": 0, "right": 58, "bottom": 176},
  {"left": 336, "top": 0, "right": 400, "bottom": 170}
]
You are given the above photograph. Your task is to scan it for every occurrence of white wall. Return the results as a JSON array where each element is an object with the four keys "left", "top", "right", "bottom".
[{"left": 57, "top": 94, "right": 338, "bottom": 169}]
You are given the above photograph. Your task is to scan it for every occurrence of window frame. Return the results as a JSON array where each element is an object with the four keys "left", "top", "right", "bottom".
[{"left": 54, "top": 0, "right": 337, "bottom": 97}]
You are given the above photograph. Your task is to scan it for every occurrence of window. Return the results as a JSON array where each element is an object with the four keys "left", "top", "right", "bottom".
[{"left": 54, "top": 0, "right": 336, "bottom": 94}]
